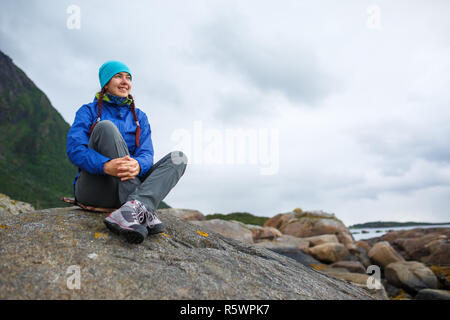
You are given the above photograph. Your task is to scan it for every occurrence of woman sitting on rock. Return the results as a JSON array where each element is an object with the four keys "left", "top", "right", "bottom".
[{"left": 66, "top": 60, "right": 187, "bottom": 244}]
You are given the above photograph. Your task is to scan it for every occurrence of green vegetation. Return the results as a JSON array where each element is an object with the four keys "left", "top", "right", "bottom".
[
  {"left": 206, "top": 212, "right": 269, "bottom": 226},
  {"left": 293, "top": 207, "right": 345, "bottom": 225},
  {"left": 0, "top": 51, "right": 169, "bottom": 210},
  {"left": 0, "top": 82, "right": 77, "bottom": 209},
  {"left": 349, "top": 221, "right": 450, "bottom": 229}
]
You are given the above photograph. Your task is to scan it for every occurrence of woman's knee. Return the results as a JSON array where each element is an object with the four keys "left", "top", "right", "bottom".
[
  {"left": 92, "top": 120, "right": 119, "bottom": 135},
  {"left": 170, "top": 150, "right": 188, "bottom": 167}
]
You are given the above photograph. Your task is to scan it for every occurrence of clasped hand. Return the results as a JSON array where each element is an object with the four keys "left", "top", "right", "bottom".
[{"left": 103, "top": 155, "right": 140, "bottom": 181}]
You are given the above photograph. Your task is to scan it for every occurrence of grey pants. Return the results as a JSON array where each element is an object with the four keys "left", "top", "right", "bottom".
[{"left": 75, "top": 120, "right": 187, "bottom": 212}]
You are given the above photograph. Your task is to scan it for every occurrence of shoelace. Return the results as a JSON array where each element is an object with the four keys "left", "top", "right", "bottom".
[
  {"left": 145, "top": 211, "right": 155, "bottom": 222},
  {"left": 130, "top": 201, "right": 147, "bottom": 224}
]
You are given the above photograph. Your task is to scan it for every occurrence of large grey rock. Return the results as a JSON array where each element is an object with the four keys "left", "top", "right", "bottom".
[
  {"left": 306, "top": 243, "right": 350, "bottom": 263},
  {"left": 302, "top": 234, "right": 339, "bottom": 247},
  {"left": 249, "top": 226, "right": 283, "bottom": 242},
  {"left": 254, "top": 234, "right": 309, "bottom": 251},
  {"left": 368, "top": 241, "right": 405, "bottom": 268},
  {"left": 254, "top": 235, "right": 318, "bottom": 268},
  {"left": 0, "top": 207, "right": 378, "bottom": 300},
  {"left": 156, "top": 208, "right": 205, "bottom": 221},
  {"left": 385, "top": 261, "right": 438, "bottom": 294},
  {"left": 321, "top": 270, "right": 389, "bottom": 300},
  {"left": 415, "top": 289, "right": 450, "bottom": 300},
  {"left": 329, "top": 261, "right": 366, "bottom": 274},
  {"left": 366, "top": 228, "right": 450, "bottom": 266},
  {"left": 190, "top": 219, "right": 254, "bottom": 243}
]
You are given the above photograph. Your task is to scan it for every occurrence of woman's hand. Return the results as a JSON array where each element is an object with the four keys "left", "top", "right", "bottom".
[{"left": 104, "top": 156, "right": 141, "bottom": 181}]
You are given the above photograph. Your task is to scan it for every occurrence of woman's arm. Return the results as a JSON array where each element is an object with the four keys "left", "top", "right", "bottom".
[
  {"left": 132, "top": 110, "right": 154, "bottom": 177},
  {"left": 66, "top": 105, "right": 111, "bottom": 175}
]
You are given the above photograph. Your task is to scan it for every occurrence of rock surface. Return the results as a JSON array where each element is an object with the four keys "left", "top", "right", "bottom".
[
  {"left": 329, "top": 261, "right": 366, "bottom": 274},
  {"left": 250, "top": 226, "right": 283, "bottom": 242},
  {"left": 368, "top": 241, "right": 405, "bottom": 268},
  {"left": 366, "top": 228, "right": 450, "bottom": 266},
  {"left": 263, "top": 210, "right": 355, "bottom": 253},
  {"left": 157, "top": 208, "right": 205, "bottom": 221},
  {"left": 254, "top": 234, "right": 309, "bottom": 251},
  {"left": 384, "top": 261, "right": 438, "bottom": 294},
  {"left": 190, "top": 219, "right": 254, "bottom": 244},
  {"left": 302, "top": 234, "right": 339, "bottom": 247},
  {"left": 0, "top": 193, "right": 35, "bottom": 216},
  {"left": 306, "top": 243, "right": 350, "bottom": 263},
  {"left": 321, "top": 270, "right": 389, "bottom": 300},
  {"left": 0, "top": 207, "right": 378, "bottom": 299},
  {"left": 415, "top": 289, "right": 450, "bottom": 300}
]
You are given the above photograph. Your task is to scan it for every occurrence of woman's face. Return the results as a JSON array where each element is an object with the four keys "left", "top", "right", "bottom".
[{"left": 105, "top": 72, "right": 132, "bottom": 97}]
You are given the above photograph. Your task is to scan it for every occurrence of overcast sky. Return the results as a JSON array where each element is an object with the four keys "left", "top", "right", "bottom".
[{"left": 1, "top": 0, "right": 450, "bottom": 225}]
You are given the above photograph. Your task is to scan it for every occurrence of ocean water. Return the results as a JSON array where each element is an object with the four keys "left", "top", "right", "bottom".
[{"left": 350, "top": 224, "right": 450, "bottom": 241}]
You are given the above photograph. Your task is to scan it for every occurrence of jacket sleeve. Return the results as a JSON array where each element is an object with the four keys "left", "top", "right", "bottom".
[
  {"left": 133, "top": 111, "right": 154, "bottom": 177},
  {"left": 66, "top": 105, "right": 111, "bottom": 175}
]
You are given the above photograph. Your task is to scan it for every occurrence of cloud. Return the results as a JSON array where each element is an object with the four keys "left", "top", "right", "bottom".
[
  {"left": 191, "top": 13, "right": 339, "bottom": 107},
  {"left": 2, "top": 0, "right": 450, "bottom": 226}
]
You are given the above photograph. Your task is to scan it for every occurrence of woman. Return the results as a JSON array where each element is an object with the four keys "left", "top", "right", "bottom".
[{"left": 67, "top": 60, "right": 187, "bottom": 244}]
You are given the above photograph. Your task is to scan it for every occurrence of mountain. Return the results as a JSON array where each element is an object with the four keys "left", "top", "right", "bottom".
[
  {"left": 0, "top": 50, "right": 169, "bottom": 209},
  {"left": 0, "top": 50, "right": 77, "bottom": 208}
]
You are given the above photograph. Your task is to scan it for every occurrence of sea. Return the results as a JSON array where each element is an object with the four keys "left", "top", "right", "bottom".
[{"left": 350, "top": 224, "right": 450, "bottom": 241}]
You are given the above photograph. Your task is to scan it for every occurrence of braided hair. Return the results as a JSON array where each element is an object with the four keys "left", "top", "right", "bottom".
[{"left": 89, "top": 87, "right": 141, "bottom": 147}]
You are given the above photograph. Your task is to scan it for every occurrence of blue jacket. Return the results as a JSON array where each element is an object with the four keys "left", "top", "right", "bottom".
[{"left": 66, "top": 94, "right": 154, "bottom": 190}]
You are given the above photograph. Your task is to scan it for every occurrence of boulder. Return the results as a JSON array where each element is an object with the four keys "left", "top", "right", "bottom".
[
  {"left": 329, "top": 261, "right": 366, "bottom": 274},
  {"left": 337, "top": 232, "right": 358, "bottom": 251},
  {"left": 0, "top": 206, "right": 378, "bottom": 300},
  {"left": 385, "top": 261, "right": 438, "bottom": 294},
  {"left": 353, "top": 247, "right": 373, "bottom": 269},
  {"left": 156, "top": 208, "right": 205, "bottom": 221},
  {"left": 322, "top": 270, "right": 389, "bottom": 300},
  {"left": 355, "top": 240, "right": 371, "bottom": 253},
  {"left": 368, "top": 241, "right": 404, "bottom": 268},
  {"left": 263, "top": 212, "right": 295, "bottom": 230},
  {"left": 302, "top": 234, "right": 339, "bottom": 247},
  {"left": 366, "top": 228, "right": 450, "bottom": 265},
  {"left": 254, "top": 234, "right": 309, "bottom": 251},
  {"left": 264, "top": 210, "right": 349, "bottom": 236},
  {"left": 190, "top": 219, "right": 253, "bottom": 243},
  {"left": 263, "top": 247, "right": 322, "bottom": 269},
  {"left": 306, "top": 243, "right": 350, "bottom": 263},
  {"left": 415, "top": 289, "right": 450, "bottom": 300},
  {"left": 421, "top": 239, "right": 450, "bottom": 266},
  {"left": 0, "top": 193, "right": 34, "bottom": 216},
  {"left": 249, "top": 226, "right": 283, "bottom": 242},
  {"left": 264, "top": 210, "right": 355, "bottom": 253}
]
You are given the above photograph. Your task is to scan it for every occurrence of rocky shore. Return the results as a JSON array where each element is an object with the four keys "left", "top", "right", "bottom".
[
  {"left": 0, "top": 195, "right": 376, "bottom": 300},
  {"left": 0, "top": 194, "right": 448, "bottom": 300},
  {"left": 169, "top": 207, "right": 450, "bottom": 300}
]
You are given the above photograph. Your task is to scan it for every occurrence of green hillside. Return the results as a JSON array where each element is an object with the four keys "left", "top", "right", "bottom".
[
  {"left": 0, "top": 50, "right": 169, "bottom": 210},
  {"left": 349, "top": 221, "right": 450, "bottom": 229},
  {"left": 206, "top": 212, "right": 269, "bottom": 226}
]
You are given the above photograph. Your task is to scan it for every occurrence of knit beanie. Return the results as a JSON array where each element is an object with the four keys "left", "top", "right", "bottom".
[{"left": 98, "top": 60, "right": 132, "bottom": 88}]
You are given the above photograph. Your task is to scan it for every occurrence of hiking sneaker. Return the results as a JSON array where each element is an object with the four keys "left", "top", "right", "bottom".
[
  {"left": 145, "top": 210, "right": 165, "bottom": 235},
  {"left": 132, "top": 199, "right": 165, "bottom": 235},
  {"left": 103, "top": 200, "right": 148, "bottom": 244}
]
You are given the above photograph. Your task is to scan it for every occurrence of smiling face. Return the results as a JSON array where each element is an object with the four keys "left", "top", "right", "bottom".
[{"left": 104, "top": 72, "right": 132, "bottom": 97}]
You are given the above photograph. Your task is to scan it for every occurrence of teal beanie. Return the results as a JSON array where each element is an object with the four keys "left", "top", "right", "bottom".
[{"left": 99, "top": 60, "right": 132, "bottom": 89}]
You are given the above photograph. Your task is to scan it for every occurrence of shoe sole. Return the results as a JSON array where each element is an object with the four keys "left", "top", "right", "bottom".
[
  {"left": 147, "top": 223, "right": 165, "bottom": 235},
  {"left": 104, "top": 218, "right": 147, "bottom": 244}
]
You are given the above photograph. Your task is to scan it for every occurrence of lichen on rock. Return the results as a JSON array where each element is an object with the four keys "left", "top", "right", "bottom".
[{"left": 0, "top": 206, "right": 379, "bottom": 300}]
